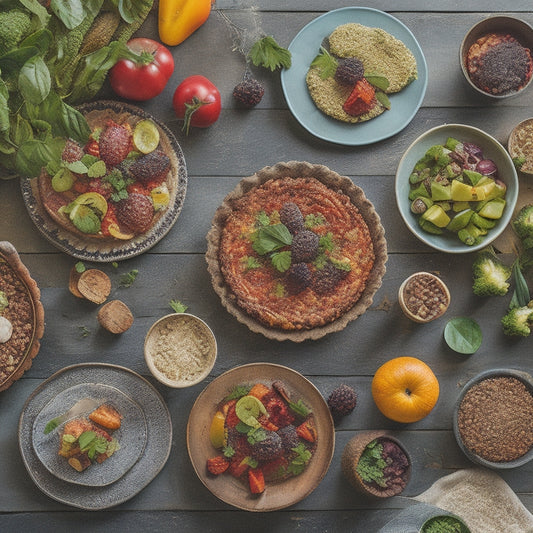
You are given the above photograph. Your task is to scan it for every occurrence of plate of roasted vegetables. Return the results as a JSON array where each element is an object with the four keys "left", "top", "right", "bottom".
[
  {"left": 18, "top": 364, "right": 172, "bottom": 509},
  {"left": 187, "top": 363, "right": 335, "bottom": 512},
  {"left": 32, "top": 382, "right": 147, "bottom": 487},
  {"left": 21, "top": 100, "right": 187, "bottom": 262}
]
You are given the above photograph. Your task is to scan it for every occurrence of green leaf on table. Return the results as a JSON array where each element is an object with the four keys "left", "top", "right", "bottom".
[
  {"left": 169, "top": 299, "right": 188, "bottom": 313},
  {"left": 249, "top": 36, "right": 292, "bottom": 71},
  {"left": 444, "top": 317, "right": 482, "bottom": 354}
]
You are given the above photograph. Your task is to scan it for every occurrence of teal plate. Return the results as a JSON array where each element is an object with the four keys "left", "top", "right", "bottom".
[{"left": 280, "top": 7, "right": 427, "bottom": 146}]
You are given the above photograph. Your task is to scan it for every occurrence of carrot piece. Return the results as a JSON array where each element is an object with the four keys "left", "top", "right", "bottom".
[
  {"left": 248, "top": 468, "right": 265, "bottom": 494},
  {"left": 206, "top": 455, "right": 230, "bottom": 475},
  {"left": 89, "top": 404, "right": 122, "bottom": 430},
  {"left": 258, "top": 414, "right": 278, "bottom": 432},
  {"left": 296, "top": 418, "right": 317, "bottom": 443},
  {"left": 228, "top": 454, "right": 250, "bottom": 478},
  {"left": 248, "top": 383, "right": 271, "bottom": 401}
]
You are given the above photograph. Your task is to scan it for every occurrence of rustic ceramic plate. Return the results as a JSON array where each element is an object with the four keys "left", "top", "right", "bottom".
[
  {"left": 187, "top": 363, "right": 335, "bottom": 512},
  {"left": 0, "top": 241, "right": 45, "bottom": 392},
  {"left": 19, "top": 363, "right": 172, "bottom": 509},
  {"left": 32, "top": 382, "right": 147, "bottom": 487},
  {"left": 20, "top": 100, "right": 188, "bottom": 262},
  {"left": 280, "top": 7, "right": 427, "bottom": 145}
]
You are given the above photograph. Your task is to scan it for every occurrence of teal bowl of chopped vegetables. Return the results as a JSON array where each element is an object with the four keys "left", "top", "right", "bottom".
[{"left": 395, "top": 124, "right": 518, "bottom": 253}]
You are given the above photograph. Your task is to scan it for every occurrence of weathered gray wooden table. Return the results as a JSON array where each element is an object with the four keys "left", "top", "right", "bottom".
[{"left": 2, "top": 2, "right": 533, "bottom": 531}]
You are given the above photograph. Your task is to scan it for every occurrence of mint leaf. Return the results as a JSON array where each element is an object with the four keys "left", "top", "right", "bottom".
[{"left": 252, "top": 224, "right": 292, "bottom": 255}]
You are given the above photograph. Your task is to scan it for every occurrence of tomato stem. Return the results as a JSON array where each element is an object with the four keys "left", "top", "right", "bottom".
[{"left": 182, "top": 97, "right": 211, "bottom": 135}]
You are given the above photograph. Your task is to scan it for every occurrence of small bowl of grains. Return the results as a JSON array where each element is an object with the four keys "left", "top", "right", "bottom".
[
  {"left": 460, "top": 16, "right": 533, "bottom": 99},
  {"left": 453, "top": 368, "right": 533, "bottom": 469},
  {"left": 508, "top": 117, "right": 533, "bottom": 174},
  {"left": 144, "top": 313, "right": 217, "bottom": 388},
  {"left": 398, "top": 272, "right": 450, "bottom": 323}
]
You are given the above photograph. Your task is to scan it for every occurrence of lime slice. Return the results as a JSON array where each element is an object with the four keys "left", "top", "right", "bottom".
[
  {"left": 51, "top": 168, "right": 74, "bottom": 192},
  {"left": 235, "top": 395, "right": 267, "bottom": 427},
  {"left": 69, "top": 204, "right": 101, "bottom": 234},
  {"left": 209, "top": 411, "right": 226, "bottom": 448},
  {"left": 74, "top": 192, "right": 108, "bottom": 219},
  {"left": 133, "top": 119, "right": 160, "bottom": 154}
]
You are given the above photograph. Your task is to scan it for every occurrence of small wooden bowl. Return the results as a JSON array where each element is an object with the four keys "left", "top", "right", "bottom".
[
  {"left": 341, "top": 430, "right": 411, "bottom": 498},
  {"left": 508, "top": 117, "right": 533, "bottom": 174},
  {"left": 398, "top": 272, "right": 450, "bottom": 323}
]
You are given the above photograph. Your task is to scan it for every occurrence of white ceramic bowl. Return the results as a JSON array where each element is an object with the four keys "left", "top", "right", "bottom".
[
  {"left": 144, "top": 313, "right": 217, "bottom": 388},
  {"left": 395, "top": 124, "right": 518, "bottom": 253}
]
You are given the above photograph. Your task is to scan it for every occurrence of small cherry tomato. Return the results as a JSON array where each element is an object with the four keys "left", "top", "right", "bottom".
[
  {"left": 172, "top": 75, "right": 221, "bottom": 134},
  {"left": 110, "top": 38, "right": 174, "bottom": 101}
]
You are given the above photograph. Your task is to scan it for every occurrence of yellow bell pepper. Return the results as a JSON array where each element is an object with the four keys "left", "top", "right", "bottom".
[{"left": 158, "top": 0, "right": 213, "bottom": 46}]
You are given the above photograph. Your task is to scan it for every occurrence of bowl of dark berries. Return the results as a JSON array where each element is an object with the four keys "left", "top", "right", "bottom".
[
  {"left": 460, "top": 16, "right": 533, "bottom": 99},
  {"left": 453, "top": 368, "right": 533, "bottom": 469},
  {"left": 341, "top": 430, "right": 411, "bottom": 498}
]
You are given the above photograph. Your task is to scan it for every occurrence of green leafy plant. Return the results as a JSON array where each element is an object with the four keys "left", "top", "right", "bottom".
[
  {"left": 169, "top": 299, "right": 188, "bottom": 313},
  {"left": 444, "top": 317, "right": 482, "bottom": 354},
  {"left": 310, "top": 47, "right": 337, "bottom": 79},
  {"left": 249, "top": 36, "right": 291, "bottom": 71},
  {"left": 355, "top": 439, "right": 387, "bottom": 487}
]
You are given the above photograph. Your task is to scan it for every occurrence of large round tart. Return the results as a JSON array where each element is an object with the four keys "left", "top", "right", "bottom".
[{"left": 206, "top": 161, "right": 387, "bottom": 341}]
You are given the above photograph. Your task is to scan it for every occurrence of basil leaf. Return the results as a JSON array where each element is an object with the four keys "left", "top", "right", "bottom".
[
  {"left": 19, "top": 56, "right": 51, "bottom": 105},
  {"left": 10, "top": 114, "right": 34, "bottom": 146},
  {"left": 0, "top": 46, "right": 40, "bottom": 77},
  {"left": 375, "top": 91, "right": 391, "bottom": 110},
  {"left": 365, "top": 73, "right": 390, "bottom": 91},
  {"left": 271, "top": 250, "right": 291, "bottom": 272},
  {"left": 444, "top": 317, "right": 482, "bottom": 354},
  {"left": 15, "top": 137, "right": 64, "bottom": 177},
  {"left": 118, "top": 0, "right": 152, "bottom": 24},
  {"left": 50, "top": 0, "right": 85, "bottom": 30},
  {"left": 19, "top": 0, "right": 51, "bottom": 26},
  {"left": 78, "top": 430, "right": 97, "bottom": 451},
  {"left": 20, "top": 29, "right": 53, "bottom": 55}
]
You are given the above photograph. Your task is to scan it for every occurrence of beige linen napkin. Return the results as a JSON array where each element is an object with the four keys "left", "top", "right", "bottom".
[{"left": 414, "top": 468, "right": 533, "bottom": 533}]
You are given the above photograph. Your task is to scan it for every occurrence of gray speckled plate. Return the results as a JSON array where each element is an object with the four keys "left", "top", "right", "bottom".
[
  {"left": 19, "top": 363, "right": 172, "bottom": 510},
  {"left": 32, "top": 382, "right": 147, "bottom": 487},
  {"left": 20, "top": 100, "right": 187, "bottom": 262}
]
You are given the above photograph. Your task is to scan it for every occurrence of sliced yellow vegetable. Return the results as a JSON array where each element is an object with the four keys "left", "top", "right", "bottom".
[{"left": 158, "top": 0, "right": 213, "bottom": 46}]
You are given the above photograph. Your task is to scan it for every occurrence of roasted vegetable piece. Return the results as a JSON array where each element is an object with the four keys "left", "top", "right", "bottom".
[
  {"left": 248, "top": 468, "right": 265, "bottom": 494},
  {"left": 158, "top": 0, "right": 213, "bottom": 46},
  {"left": 89, "top": 404, "right": 122, "bottom": 429},
  {"left": 68, "top": 453, "right": 92, "bottom": 472},
  {"left": 501, "top": 302, "right": 533, "bottom": 336},
  {"left": 206, "top": 455, "right": 230, "bottom": 475},
  {"left": 512, "top": 204, "right": 533, "bottom": 249},
  {"left": 472, "top": 247, "right": 512, "bottom": 296},
  {"left": 296, "top": 419, "right": 317, "bottom": 443}
]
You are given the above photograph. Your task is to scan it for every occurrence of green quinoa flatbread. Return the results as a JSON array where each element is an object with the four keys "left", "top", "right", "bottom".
[{"left": 306, "top": 23, "right": 418, "bottom": 124}]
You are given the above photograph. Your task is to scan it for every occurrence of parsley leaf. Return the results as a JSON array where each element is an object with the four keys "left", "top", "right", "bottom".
[
  {"left": 169, "top": 299, "right": 188, "bottom": 313},
  {"left": 119, "top": 269, "right": 138, "bottom": 287},
  {"left": 305, "top": 213, "right": 325, "bottom": 228},
  {"left": 288, "top": 399, "right": 312, "bottom": 417},
  {"left": 242, "top": 256, "right": 262, "bottom": 271},
  {"left": 355, "top": 440, "right": 387, "bottom": 487},
  {"left": 223, "top": 446, "right": 235, "bottom": 458},
  {"left": 224, "top": 385, "right": 251, "bottom": 402},
  {"left": 310, "top": 46, "right": 338, "bottom": 79},
  {"left": 271, "top": 250, "right": 291, "bottom": 272},
  {"left": 247, "top": 427, "right": 267, "bottom": 445},
  {"left": 287, "top": 443, "right": 312, "bottom": 476},
  {"left": 249, "top": 36, "right": 292, "bottom": 71},
  {"left": 256, "top": 211, "right": 271, "bottom": 227}
]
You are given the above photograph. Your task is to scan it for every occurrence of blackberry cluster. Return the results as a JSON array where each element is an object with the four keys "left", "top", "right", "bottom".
[
  {"left": 334, "top": 57, "right": 365, "bottom": 86},
  {"left": 287, "top": 263, "right": 312, "bottom": 293},
  {"left": 277, "top": 425, "right": 300, "bottom": 452},
  {"left": 251, "top": 431, "right": 283, "bottom": 461},
  {"left": 327, "top": 384, "right": 357, "bottom": 418},
  {"left": 232, "top": 78, "right": 265, "bottom": 108},
  {"left": 312, "top": 263, "right": 345, "bottom": 294},
  {"left": 291, "top": 230, "right": 319, "bottom": 263},
  {"left": 279, "top": 202, "right": 304, "bottom": 234}
]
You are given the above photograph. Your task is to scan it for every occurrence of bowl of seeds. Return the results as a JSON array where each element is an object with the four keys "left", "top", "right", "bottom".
[
  {"left": 144, "top": 313, "right": 217, "bottom": 388},
  {"left": 460, "top": 16, "right": 533, "bottom": 99},
  {"left": 453, "top": 368, "right": 533, "bottom": 469},
  {"left": 508, "top": 117, "right": 533, "bottom": 174}
]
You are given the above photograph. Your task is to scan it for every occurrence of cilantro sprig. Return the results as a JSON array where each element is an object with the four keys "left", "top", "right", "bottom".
[
  {"left": 249, "top": 36, "right": 291, "bottom": 71},
  {"left": 78, "top": 430, "right": 108, "bottom": 460}
]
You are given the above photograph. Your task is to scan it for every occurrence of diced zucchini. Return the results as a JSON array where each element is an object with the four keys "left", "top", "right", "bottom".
[
  {"left": 446, "top": 209, "right": 474, "bottom": 232},
  {"left": 431, "top": 181, "right": 452, "bottom": 201},
  {"left": 419, "top": 217, "right": 443, "bottom": 235},
  {"left": 452, "top": 201, "right": 470, "bottom": 212},
  {"left": 463, "top": 169, "right": 484, "bottom": 185},
  {"left": 451, "top": 180, "right": 486, "bottom": 202},
  {"left": 477, "top": 198, "right": 506, "bottom": 219},
  {"left": 471, "top": 212, "right": 497, "bottom": 229},
  {"left": 421, "top": 204, "right": 451, "bottom": 228},
  {"left": 409, "top": 182, "right": 430, "bottom": 201},
  {"left": 458, "top": 223, "right": 484, "bottom": 245}
]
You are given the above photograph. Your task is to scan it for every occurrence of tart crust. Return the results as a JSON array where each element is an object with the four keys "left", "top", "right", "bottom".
[
  {"left": 0, "top": 241, "right": 45, "bottom": 391},
  {"left": 206, "top": 161, "right": 387, "bottom": 342}
]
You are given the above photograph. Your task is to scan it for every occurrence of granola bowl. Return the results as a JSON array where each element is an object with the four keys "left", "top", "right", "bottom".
[
  {"left": 0, "top": 241, "right": 45, "bottom": 392},
  {"left": 144, "top": 313, "right": 217, "bottom": 388},
  {"left": 460, "top": 16, "right": 533, "bottom": 99},
  {"left": 453, "top": 368, "right": 533, "bottom": 469}
]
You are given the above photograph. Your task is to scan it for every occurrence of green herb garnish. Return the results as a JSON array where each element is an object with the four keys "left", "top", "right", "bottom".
[
  {"left": 169, "top": 299, "right": 188, "bottom": 313},
  {"left": 246, "top": 427, "right": 267, "bottom": 445},
  {"left": 252, "top": 223, "right": 292, "bottom": 255},
  {"left": 223, "top": 446, "right": 235, "bottom": 458},
  {"left": 44, "top": 418, "right": 61, "bottom": 435},
  {"left": 271, "top": 250, "right": 291, "bottom": 272},
  {"left": 249, "top": 36, "right": 292, "bottom": 71},
  {"left": 75, "top": 261, "right": 86, "bottom": 273},
  {"left": 288, "top": 399, "right": 311, "bottom": 417},
  {"left": 305, "top": 213, "right": 325, "bottom": 228},
  {"left": 103, "top": 168, "right": 133, "bottom": 202},
  {"left": 256, "top": 211, "right": 271, "bottom": 227},
  {"left": 78, "top": 430, "right": 108, "bottom": 460},
  {"left": 79, "top": 325, "right": 90, "bottom": 338},
  {"left": 355, "top": 439, "right": 387, "bottom": 487},
  {"left": 364, "top": 72, "right": 390, "bottom": 91},
  {"left": 310, "top": 46, "right": 338, "bottom": 79},
  {"left": 119, "top": 269, "right": 138, "bottom": 288},
  {"left": 224, "top": 385, "right": 251, "bottom": 402},
  {"left": 287, "top": 443, "right": 312, "bottom": 476},
  {"left": 242, "top": 256, "right": 262, "bottom": 271}
]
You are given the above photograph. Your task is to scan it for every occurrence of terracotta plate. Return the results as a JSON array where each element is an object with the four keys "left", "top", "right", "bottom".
[
  {"left": 19, "top": 363, "right": 172, "bottom": 509},
  {"left": 32, "top": 382, "right": 147, "bottom": 487},
  {"left": 21, "top": 100, "right": 187, "bottom": 262},
  {"left": 187, "top": 363, "right": 335, "bottom": 511}
]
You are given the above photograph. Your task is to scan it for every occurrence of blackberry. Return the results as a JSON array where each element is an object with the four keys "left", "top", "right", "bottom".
[
  {"left": 291, "top": 230, "right": 319, "bottom": 263},
  {"left": 279, "top": 202, "right": 304, "bottom": 234},
  {"left": 233, "top": 77, "right": 265, "bottom": 108},
  {"left": 277, "top": 425, "right": 300, "bottom": 452},
  {"left": 251, "top": 431, "right": 283, "bottom": 462},
  {"left": 327, "top": 384, "right": 357, "bottom": 418},
  {"left": 334, "top": 57, "right": 365, "bottom": 86},
  {"left": 116, "top": 193, "right": 154, "bottom": 234},
  {"left": 287, "top": 263, "right": 312, "bottom": 293},
  {"left": 313, "top": 263, "right": 344, "bottom": 294}
]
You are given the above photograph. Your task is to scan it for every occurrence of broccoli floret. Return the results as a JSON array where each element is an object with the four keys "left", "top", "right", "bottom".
[
  {"left": 0, "top": 10, "right": 33, "bottom": 56},
  {"left": 472, "top": 248, "right": 512, "bottom": 296},
  {"left": 501, "top": 302, "right": 533, "bottom": 337},
  {"left": 512, "top": 204, "right": 533, "bottom": 249}
]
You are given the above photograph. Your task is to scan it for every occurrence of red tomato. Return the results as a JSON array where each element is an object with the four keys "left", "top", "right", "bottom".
[
  {"left": 172, "top": 75, "right": 221, "bottom": 134},
  {"left": 110, "top": 38, "right": 174, "bottom": 101}
]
